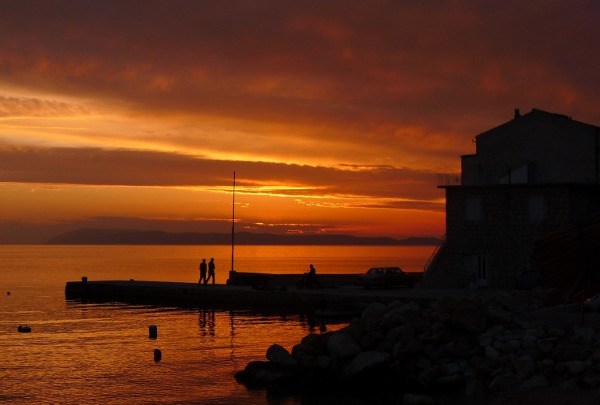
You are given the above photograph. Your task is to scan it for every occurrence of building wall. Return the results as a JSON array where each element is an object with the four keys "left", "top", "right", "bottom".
[
  {"left": 462, "top": 114, "right": 599, "bottom": 186},
  {"left": 442, "top": 185, "right": 599, "bottom": 288}
]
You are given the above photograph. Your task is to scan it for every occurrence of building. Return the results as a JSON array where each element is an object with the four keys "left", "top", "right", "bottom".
[{"left": 424, "top": 108, "right": 600, "bottom": 289}]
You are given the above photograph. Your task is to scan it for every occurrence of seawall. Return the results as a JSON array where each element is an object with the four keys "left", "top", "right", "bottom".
[{"left": 64, "top": 272, "right": 462, "bottom": 312}]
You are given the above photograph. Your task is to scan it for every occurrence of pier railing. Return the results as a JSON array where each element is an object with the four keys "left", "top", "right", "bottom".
[
  {"left": 423, "top": 234, "right": 446, "bottom": 272},
  {"left": 437, "top": 173, "right": 461, "bottom": 186}
]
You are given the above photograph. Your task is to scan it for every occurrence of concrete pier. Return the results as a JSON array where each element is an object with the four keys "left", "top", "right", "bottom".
[{"left": 64, "top": 274, "right": 471, "bottom": 311}]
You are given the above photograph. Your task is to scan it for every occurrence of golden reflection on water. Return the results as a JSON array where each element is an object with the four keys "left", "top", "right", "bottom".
[
  {"left": 0, "top": 245, "right": 432, "bottom": 404},
  {"left": 2, "top": 296, "right": 344, "bottom": 404}
]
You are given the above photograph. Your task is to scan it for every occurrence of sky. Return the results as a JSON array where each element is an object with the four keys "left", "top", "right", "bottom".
[{"left": 1, "top": 1, "right": 600, "bottom": 243}]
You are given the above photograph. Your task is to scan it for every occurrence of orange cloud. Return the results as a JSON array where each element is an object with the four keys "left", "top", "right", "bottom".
[{"left": 0, "top": 1, "right": 599, "bottom": 242}]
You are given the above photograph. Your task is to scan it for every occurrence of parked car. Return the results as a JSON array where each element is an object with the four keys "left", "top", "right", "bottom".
[
  {"left": 356, "top": 267, "right": 415, "bottom": 290},
  {"left": 585, "top": 294, "right": 600, "bottom": 313}
]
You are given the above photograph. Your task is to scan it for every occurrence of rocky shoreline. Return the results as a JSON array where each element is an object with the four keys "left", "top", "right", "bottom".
[{"left": 235, "top": 290, "right": 600, "bottom": 403}]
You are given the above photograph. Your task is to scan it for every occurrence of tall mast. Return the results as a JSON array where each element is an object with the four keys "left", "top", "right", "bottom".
[{"left": 231, "top": 171, "right": 235, "bottom": 271}]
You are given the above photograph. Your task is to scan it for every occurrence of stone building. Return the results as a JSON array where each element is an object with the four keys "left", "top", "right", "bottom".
[{"left": 424, "top": 108, "right": 600, "bottom": 289}]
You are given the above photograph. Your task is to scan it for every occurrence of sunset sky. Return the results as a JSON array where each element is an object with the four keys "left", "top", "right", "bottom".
[{"left": 1, "top": 1, "right": 600, "bottom": 243}]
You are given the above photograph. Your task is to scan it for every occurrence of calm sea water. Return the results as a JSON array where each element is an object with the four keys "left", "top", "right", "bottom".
[{"left": 0, "top": 245, "right": 434, "bottom": 405}]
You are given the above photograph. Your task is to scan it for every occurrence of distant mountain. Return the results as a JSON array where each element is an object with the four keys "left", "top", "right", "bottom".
[{"left": 45, "top": 228, "right": 441, "bottom": 246}]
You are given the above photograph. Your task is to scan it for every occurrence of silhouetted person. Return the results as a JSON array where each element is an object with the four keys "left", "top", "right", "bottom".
[
  {"left": 297, "top": 264, "right": 318, "bottom": 289},
  {"left": 206, "top": 258, "right": 215, "bottom": 285},
  {"left": 199, "top": 258, "right": 207, "bottom": 285}
]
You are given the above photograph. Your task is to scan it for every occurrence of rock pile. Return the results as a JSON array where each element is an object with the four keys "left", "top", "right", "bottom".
[{"left": 235, "top": 290, "right": 600, "bottom": 400}]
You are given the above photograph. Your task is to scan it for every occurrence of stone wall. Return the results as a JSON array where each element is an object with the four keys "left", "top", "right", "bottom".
[{"left": 439, "top": 184, "right": 599, "bottom": 289}]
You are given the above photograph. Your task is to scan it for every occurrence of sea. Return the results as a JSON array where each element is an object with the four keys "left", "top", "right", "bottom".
[{"left": 1, "top": 245, "right": 434, "bottom": 405}]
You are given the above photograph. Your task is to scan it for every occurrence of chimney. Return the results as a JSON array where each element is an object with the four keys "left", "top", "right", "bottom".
[{"left": 514, "top": 108, "right": 521, "bottom": 119}]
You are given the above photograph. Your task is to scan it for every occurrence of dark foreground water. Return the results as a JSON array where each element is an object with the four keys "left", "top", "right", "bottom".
[{"left": 0, "top": 245, "right": 433, "bottom": 404}]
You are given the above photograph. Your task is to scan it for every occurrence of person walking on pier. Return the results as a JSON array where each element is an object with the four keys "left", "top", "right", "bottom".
[
  {"left": 206, "top": 258, "right": 216, "bottom": 285},
  {"left": 199, "top": 259, "right": 207, "bottom": 285}
]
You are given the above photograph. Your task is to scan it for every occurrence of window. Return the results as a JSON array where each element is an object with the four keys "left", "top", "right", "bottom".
[
  {"left": 529, "top": 197, "right": 545, "bottom": 222},
  {"left": 466, "top": 198, "right": 482, "bottom": 221}
]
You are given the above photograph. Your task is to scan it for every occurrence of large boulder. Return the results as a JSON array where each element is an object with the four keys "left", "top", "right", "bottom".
[
  {"left": 340, "top": 351, "right": 391, "bottom": 381},
  {"left": 234, "top": 361, "right": 295, "bottom": 386},
  {"left": 266, "top": 344, "right": 297, "bottom": 366},
  {"left": 297, "top": 333, "right": 329, "bottom": 356},
  {"left": 327, "top": 332, "right": 362, "bottom": 359},
  {"left": 362, "top": 302, "right": 387, "bottom": 321}
]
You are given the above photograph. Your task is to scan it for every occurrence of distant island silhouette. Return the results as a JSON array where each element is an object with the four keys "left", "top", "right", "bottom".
[{"left": 46, "top": 228, "right": 441, "bottom": 246}]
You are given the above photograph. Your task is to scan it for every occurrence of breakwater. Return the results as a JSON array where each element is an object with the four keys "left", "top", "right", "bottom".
[{"left": 65, "top": 272, "right": 426, "bottom": 310}]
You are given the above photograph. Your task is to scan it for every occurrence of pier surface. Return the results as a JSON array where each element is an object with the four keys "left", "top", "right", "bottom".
[{"left": 64, "top": 276, "right": 472, "bottom": 311}]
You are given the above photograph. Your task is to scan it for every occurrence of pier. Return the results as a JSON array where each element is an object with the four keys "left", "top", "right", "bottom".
[{"left": 63, "top": 272, "right": 477, "bottom": 311}]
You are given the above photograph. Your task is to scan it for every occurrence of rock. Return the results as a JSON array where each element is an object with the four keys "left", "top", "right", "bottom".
[
  {"left": 485, "top": 346, "right": 501, "bottom": 362},
  {"left": 465, "top": 379, "right": 486, "bottom": 398},
  {"left": 558, "top": 379, "right": 579, "bottom": 391},
  {"left": 317, "top": 355, "right": 331, "bottom": 369},
  {"left": 519, "top": 375, "right": 549, "bottom": 390},
  {"left": 486, "top": 325, "right": 505, "bottom": 338},
  {"left": 572, "top": 326, "right": 595, "bottom": 344},
  {"left": 392, "top": 341, "right": 404, "bottom": 358},
  {"left": 524, "top": 327, "right": 545, "bottom": 339},
  {"left": 486, "top": 307, "right": 513, "bottom": 324},
  {"left": 547, "top": 327, "right": 565, "bottom": 338},
  {"left": 362, "top": 302, "right": 386, "bottom": 320},
  {"left": 501, "top": 340, "right": 520, "bottom": 354},
  {"left": 479, "top": 333, "right": 493, "bottom": 347},
  {"left": 295, "top": 351, "right": 317, "bottom": 368},
  {"left": 435, "top": 374, "right": 464, "bottom": 388},
  {"left": 491, "top": 291, "right": 530, "bottom": 314},
  {"left": 340, "top": 351, "right": 391, "bottom": 381},
  {"left": 402, "top": 394, "right": 435, "bottom": 404},
  {"left": 416, "top": 357, "right": 432, "bottom": 370},
  {"left": 299, "top": 333, "right": 328, "bottom": 356},
  {"left": 327, "top": 332, "right": 361, "bottom": 359},
  {"left": 537, "top": 359, "right": 554, "bottom": 377},
  {"left": 439, "top": 362, "right": 460, "bottom": 376},
  {"left": 266, "top": 344, "right": 297, "bottom": 366},
  {"left": 488, "top": 373, "right": 521, "bottom": 394},
  {"left": 358, "top": 330, "right": 384, "bottom": 350},
  {"left": 418, "top": 322, "right": 452, "bottom": 344},
  {"left": 582, "top": 373, "right": 600, "bottom": 388},
  {"left": 513, "top": 355, "right": 535, "bottom": 378},
  {"left": 234, "top": 361, "right": 294, "bottom": 385},
  {"left": 397, "top": 301, "right": 422, "bottom": 317},
  {"left": 564, "top": 360, "right": 585, "bottom": 376},
  {"left": 521, "top": 335, "right": 537, "bottom": 349},
  {"left": 418, "top": 365, "right": 440, "bottom": 386}
]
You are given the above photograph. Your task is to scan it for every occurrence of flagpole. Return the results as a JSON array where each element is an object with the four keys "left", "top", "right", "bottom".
[{"left": 231, "top": 171, "right": 235, "bottom": 272}]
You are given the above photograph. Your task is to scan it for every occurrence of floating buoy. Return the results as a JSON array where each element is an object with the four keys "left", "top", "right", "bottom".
[
  {"left": 149, "top": 325, "right": 158, "bottom": 339},
  {"left": 7, "top": 291, "right": 10, "bottom": 295},
  {"left": 18, "top": 325, "right": 31, "bottom": 333},
  {"left": 154, "top": 349, "right": 162, "bottom": 362}
]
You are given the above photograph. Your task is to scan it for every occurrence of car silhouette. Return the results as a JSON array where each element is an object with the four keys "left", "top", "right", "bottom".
[{"left": 356, "top": 266, "right": 415, "bottom": 290}]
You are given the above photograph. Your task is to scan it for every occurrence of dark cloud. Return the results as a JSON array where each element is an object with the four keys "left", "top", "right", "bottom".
[
  {"left": 0, "top": 145, "right": 444, "bottom": 203},
  {"left": 1, "top": 1, "right": 598, "bottom": 140}
]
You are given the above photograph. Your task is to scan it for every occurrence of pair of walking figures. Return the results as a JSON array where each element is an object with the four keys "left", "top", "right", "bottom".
[{"left": 199, "top": 258, "right": 215, "bottom": 284}]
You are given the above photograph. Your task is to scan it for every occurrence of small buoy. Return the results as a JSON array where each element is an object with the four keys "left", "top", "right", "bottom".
[
  {"left": 7, "top": 291, "right": 10, "bottom": 295},
  {"left": 18, "top": 325, "right": 31, "bottom": 333},
  {"left": 81, "top": 276, "right": 88, "bottom": 282},
  {"left": 154, "top": 349, "right": 162, "bottom": 362},
  {"left": 149, "top": 325, "right": 158, "bottom": 339}
]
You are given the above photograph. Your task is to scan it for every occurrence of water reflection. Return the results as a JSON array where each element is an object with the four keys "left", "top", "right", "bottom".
[{"left": 198, "top": 308, "right": 216, "bottom": 337}]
